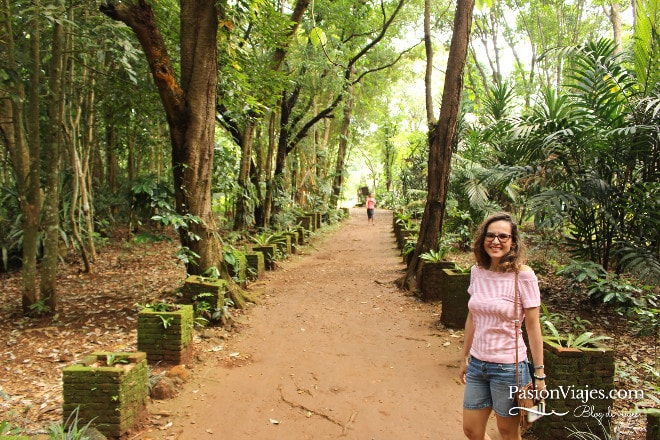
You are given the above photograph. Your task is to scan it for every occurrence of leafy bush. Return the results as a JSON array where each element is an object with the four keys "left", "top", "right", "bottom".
[
  {"left": 587, "top": 276, "right": 648, "bottom": 306},
  {"left": 420, "top": 247, "right": 450, "bottom": 263},
  {"left": 556, "top": 260, "right": 607, "bottom": 293},
  {"left": 543, "top": 321, "right": 612, "bottom": 349}
]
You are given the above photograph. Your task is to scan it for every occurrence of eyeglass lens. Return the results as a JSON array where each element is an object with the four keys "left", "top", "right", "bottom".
[{"left": 485, "top": 232, "right": 511, "bottom": 241}]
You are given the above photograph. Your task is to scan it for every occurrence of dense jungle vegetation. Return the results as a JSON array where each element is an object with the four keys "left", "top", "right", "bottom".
[{"left": 0, "top": 0, "right": 658, "bottom": 350}]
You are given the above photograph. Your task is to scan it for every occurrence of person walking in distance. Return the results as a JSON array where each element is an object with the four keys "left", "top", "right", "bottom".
[
  {"left": 366, "top": 193, "right": 376, "bottom": 225},
  {"left": 458, "top": 212, "right": 546, "bottom": 440}
]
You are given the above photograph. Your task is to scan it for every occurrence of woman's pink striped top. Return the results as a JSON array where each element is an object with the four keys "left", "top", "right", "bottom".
[{"left": 467, "top": 264, "right": 541, "bottom": 364}]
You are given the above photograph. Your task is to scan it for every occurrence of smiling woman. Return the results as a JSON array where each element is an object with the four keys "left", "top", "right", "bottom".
[{"left": 459, "top": 212, "right": 546, "bottom": 440}]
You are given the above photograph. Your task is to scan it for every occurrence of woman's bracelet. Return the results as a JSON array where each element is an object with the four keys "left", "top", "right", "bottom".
[
  {"left": 534, "top": 364, "right": 544, "bottom": 370},
  {"left": 534, "top": 374, "right": 547, "bottom": 380}
]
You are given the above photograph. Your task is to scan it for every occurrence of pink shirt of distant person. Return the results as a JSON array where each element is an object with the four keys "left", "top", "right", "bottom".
[
  {"left": 366, "top": 196, "right": 376, "bottom": 209},
  {"left": 467, "top": 264, "right": 541, "bottom": 364}
]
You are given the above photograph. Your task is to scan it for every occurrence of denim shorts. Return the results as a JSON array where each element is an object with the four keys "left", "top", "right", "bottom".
[{"left": 463, "top": 356, "right": 532, "bottom": 417}]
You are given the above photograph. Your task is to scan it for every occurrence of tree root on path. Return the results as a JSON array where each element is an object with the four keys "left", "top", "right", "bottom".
[{"left": 277, "top": 384, "right": 358, "bottom": 435}]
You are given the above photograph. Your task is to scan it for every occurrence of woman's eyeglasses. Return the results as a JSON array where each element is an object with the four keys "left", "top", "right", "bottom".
[{"left": 485, "top": 232, "right": 512, "bottom": 242}]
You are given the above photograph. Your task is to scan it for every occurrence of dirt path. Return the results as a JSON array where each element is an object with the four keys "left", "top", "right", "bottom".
[{"left": 137, "top": 208, "right": 500, "bottom": 439}]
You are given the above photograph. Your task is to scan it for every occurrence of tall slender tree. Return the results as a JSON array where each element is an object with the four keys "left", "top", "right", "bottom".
[{"left": 400, "top": 0, "right": 475, "bottom": 291}]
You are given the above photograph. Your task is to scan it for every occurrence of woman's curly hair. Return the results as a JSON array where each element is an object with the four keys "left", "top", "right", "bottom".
[{"left": 473, "top": 212, "right": 527, "bottom": 272}]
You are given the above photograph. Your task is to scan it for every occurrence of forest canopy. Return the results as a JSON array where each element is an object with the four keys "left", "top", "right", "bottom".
[{"left": 0, "top": 0, "right": 658, "bottom": 315}]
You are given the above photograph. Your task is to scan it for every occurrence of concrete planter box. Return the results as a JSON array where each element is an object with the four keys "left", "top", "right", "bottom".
[
  {"left": 439, "top": 268, "right": 470, "bottom": 329},
  {"left": 252, "top": 244, "right": 277, "bottom": 270},
  {"left": 137, "top": 304, "right": 194, "bottom": 365},
  {"left": 180, "top": 275, "right": 227, "bottom": 309},
  {"left": 295, "top": 225, "right": 307, "bottom": 244},
  {"left": 305, "top": 212, "right": 321, "bottom": 229},
  {"left": 226, "top": 249, "right": 248, "bottom": 284},
  {"left": 645, "top": 409, "right": 660, "bottom": 439},
  {"left": 63, "top": 352, "right": 148, "bottom": 438},
  {"left": 397, "top": 228, "right": 418, "bottom": 250},
  {"left": 245, "top": 251, "right": 265, "bottom": 279},
  {"left": 274, "top": 234, "right": 292, "bottom": 255},
  {"left": 533, "top": 339, "right": 614, "bottom": 439},
  {"left": 282, "top": 231, "right": 298, "bottom": 253},
  {"left": 420, "top": 261, "right": 459, "bottom": 302},
  {"left": 297, "top": 215, "right": 315, "bottom": 232}
]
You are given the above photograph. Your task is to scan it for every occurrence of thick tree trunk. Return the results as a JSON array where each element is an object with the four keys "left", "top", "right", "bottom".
[
  {"left": 401, "top": 0, "right": 475, "bottom": 291},
  {"left": 101, "top": 0, "right": 221, "bottom": 274}
]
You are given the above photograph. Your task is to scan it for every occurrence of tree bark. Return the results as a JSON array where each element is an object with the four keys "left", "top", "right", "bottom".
[
  {"left": 401, "top": 0, "right": 475, "bottom": 291},
  {"left": 330, "top": 78, "right": 356, "bottom": 208},
  {"left": 101, "top": 0, "right": 221, "bottom": 274},
  {"left": 1, "top": 0, "right": 40, "bottom": 312},
  {"left": 607, "top": 1, "right": 623, "bottom": 54},
  {"left": 40, "top": 6, "right": 65, "bottom": 311},
  {"left": 233, "top": 120, "right": 257, "bottom": 230}
]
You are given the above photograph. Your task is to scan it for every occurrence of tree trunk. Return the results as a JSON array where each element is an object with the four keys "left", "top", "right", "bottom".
[
  {"left": 25, "top": 0, "right": 43, "bottom": 310},
  {"left": 401, "top": 0, "right": 475, "bottom": 291},
  {"left": 40, "top": 7, "right": 65, "bottom": 311},
  {"left": 330, "top": 80, "right": 356, "bottom": 208},
  {"left": 260, "top": 110, "right": 278, "bottom": 227},
  {"left": 233, "top": 120, "right": 257, "bottom": 230},
  {"left": 607, "top": 1, "right": 623, "bottom": 54},
  {"left": 101, "top": 0, "right": 221, "bottom": 274},
  {"left": 1, "top": 0, "right": 40, "bottom": 312}
]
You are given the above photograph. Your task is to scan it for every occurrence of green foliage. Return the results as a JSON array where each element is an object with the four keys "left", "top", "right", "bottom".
[
  {"left": 556, "top": 260, "right": 607, "bottom": 290},
  {"left": 543, "top": 320, "right": 612, "bottom": 349},
  {"left": 564, "top": 418, "right": 618, "bottom": 440},
  {"left": 443, "top": 207, "right": 474, "bottom": 251},
  {"left": 48, "top": 406, "right": 95, "bottom": 440},
  {"left": 136, "top": 302, "right": 180, "bottom": 312},
  {"left": 624, "top": 291, "right": 659, "bottom": 338},
  {"left": 419, "top": 246, "right": 451, "bottom": 263},
  {"left": 251, "top": 232, "right": 286, "bottom": 246},
  {"left": 194, "top": 293, "right": 235, "bottom": 327},
  {"left": 587, "top": 276, "right": 648, "bottom": 306},
  {"left": 0, "top": 420, "right": 21, "bottom": 436},
  {"left": 104, "top": 354, "right": 129, "bottom": 366},
  {"left": 136, "top": 302, "right": 181, "bottom": 328},
  {"left": 28, "top": 298, "right": 53, "bottom": 316},
  {"left": 175, "top": 247, "right": 201, "bottom": 266},
  {"left": 130, "top": 174, "right": 175, "bottom": 229},
  {"left": 402, "top": 236, "right": 418, "bottom": 258}
]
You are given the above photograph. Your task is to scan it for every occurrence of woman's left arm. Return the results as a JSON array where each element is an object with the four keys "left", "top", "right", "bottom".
[{"left": 524, "top": 306, "right": 546, "bottom": 391}]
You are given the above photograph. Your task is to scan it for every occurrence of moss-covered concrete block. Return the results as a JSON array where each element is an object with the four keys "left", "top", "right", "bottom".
[
  {"left": 420, "top": 261, "right": 459, "bottom": 302},
  {"left": 296, "top": 215, "right": 313, "bottom": 232},
  {"left": 180, "top": 275, "right": 227, "bottom": 309},
  {"left": 533, "top": 340, "right": 614, "bottom": 439},
  {"left": 137, "top": 304, "right": 194, "bottom": 365},
  {"left": 282, "top": 231, "right": 298, "bottom": 253},
  {"left": 245, "top": 251, "right": 265, "bottom": 279},
  {"left": 227, "top": 249, "right": 248, "bottom": 283},
  {"left": 439, "top": 268, "right": 470, "bottom": 329},
  {"left": 63, "top": 352, "right": 148, "bottom": 438},
  {"left": 252, "top": 245, "right": 277, "bottom": 270}
]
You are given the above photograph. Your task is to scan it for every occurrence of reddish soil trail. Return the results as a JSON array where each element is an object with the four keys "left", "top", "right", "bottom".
[{"left": 137, "top": 208, "right": 501, "bottom": 439}]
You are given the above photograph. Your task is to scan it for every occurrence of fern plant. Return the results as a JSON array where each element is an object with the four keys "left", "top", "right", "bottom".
[
  {"left": 251, "top": 232, "right": 286, "bottom": 246},
  {"left": 543, "top": 321, "right": 612, "bottom": 349}
]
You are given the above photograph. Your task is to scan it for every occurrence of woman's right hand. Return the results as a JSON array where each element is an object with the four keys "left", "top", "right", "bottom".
[{"left": 458, "top": 356, "right": 469, "bottom": 384}]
